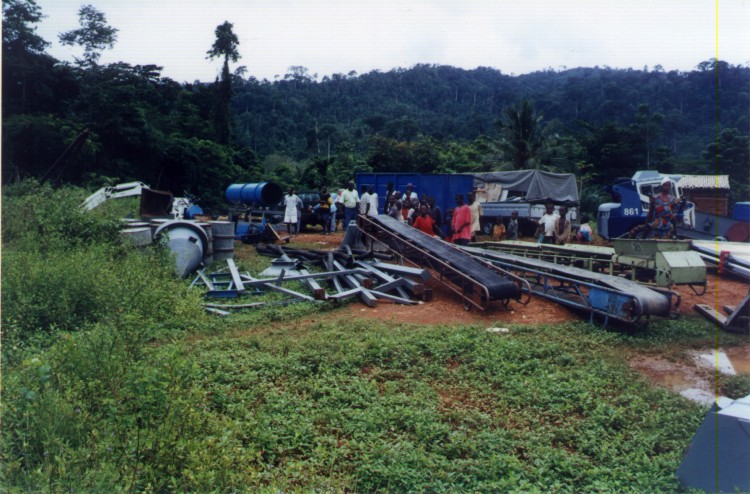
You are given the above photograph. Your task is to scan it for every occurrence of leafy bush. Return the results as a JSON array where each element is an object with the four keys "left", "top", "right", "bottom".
[
  {"left": 722, "top": 374, "right": 750, "bottom": 399},
  {"left": 2, "top": 182, "right": 205, "bottom": 363},
  {"left": 2, "top": 180, "right": 123, "bottom": 253}
]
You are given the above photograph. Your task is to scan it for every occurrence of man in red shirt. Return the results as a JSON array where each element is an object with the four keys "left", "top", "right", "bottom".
[
  {"left": 451, "top": 194, "right": 473, "bottom": 245},
  {"left": 412, "top": 204, "right": 441, "bottom": 236}
]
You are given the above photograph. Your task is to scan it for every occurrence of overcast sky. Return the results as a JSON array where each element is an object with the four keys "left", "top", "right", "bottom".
[{"left": 32, "top": 0, "right": 750, "bottom": 83}]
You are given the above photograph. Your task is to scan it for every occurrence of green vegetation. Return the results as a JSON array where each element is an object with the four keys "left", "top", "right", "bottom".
[{"left": 3, "top": 185, "right": 739, "bottom": 493}]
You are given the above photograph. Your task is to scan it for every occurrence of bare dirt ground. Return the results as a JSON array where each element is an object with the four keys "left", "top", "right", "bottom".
[
  {"left": 285, "top": 231, "right": 749, "bottom": 326},
  {"left": 261, "top": 231, "right": 750, "bottom": 399}
]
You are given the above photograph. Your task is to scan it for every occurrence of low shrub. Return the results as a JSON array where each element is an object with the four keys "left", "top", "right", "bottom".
[{"left": 722, "top": 374, "right": 750, "bottom": 399}]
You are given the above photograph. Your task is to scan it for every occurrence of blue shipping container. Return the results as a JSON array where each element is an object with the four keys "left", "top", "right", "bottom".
[{"left": 356, "top": 173, "right": 475, "bottom": 226}]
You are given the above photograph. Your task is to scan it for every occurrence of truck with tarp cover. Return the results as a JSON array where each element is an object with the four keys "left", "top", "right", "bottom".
[
  {"left": 356, "top": 170, "right": 579, "bottom": 236},
  {"left": 472, "top": 170, "right": 579, "bottom": 234}
]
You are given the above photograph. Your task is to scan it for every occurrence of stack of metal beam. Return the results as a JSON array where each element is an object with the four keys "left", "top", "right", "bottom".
[{"left": 691, "top": 240, "right": 750, "bottom": 280}]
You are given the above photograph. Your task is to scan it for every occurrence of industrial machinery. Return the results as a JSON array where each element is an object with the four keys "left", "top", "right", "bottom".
[
  {"left": 610, "top": 238, "right": 706, "bottom": 292},
  {"left": 356, "top": 214, "right": 526, "bottom": 311},
  {"left": 225, "top": 182, "right": 286, "bottom": 243},
  {"left": 80, "top": 181, "right": 196, "bottom": 219},
  {"left": 460, "top": 245, "right": 680, "bottom": 326},
  {"left": 597, "top": 171, "right": 697, "bottom": 240},
  {"left": 473, "top": 238, "right": 707, "bottom": 292}
]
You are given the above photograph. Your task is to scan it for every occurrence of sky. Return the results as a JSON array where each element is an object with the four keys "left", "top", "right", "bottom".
[{"left": 32, "top": 0, "right": 750, "bottom": 84}]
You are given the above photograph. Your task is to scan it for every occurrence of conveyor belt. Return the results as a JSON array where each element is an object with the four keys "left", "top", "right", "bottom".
[
  {"left": 473, "top": 240, "right": 616, "bottom": 273},
  {"left": 357, "top": 215, "right": 523, "bottom": 310},
  {"left": 460, "top": 245, "right": 679, "bottom": 324}
]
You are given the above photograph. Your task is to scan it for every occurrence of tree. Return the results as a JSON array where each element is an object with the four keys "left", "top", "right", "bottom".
[
  {"left": 702, "top": 128, "right": 750, "bottom": 202},
  {"left": 484, "top": 99, "right": 546, "bottom": 170},
  {"left": 207, "top": 21, "right": 240, "bottom": 145},
  {"left": 59, "top": 4, "right": 118, "bottom": 65},
  {"left": 2, "top": 0, "right": 57, "bottom": 115},
  {"left": 634, "top": 104, "right": 664, "bottom": 168},
  {"left": 2, "top": 0, "right": 49, "bottom": 54}
]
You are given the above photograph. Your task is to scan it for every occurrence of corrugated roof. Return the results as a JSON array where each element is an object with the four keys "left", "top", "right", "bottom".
[{"left": 678, "top": 175, "right": 730, "bottom": 189}]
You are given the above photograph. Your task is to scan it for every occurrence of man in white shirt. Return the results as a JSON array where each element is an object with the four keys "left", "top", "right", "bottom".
[
  {"left": 402, "top": 183, "right": 418, "bottom": 204},
  {"left": 536, "top": 203, "right": 558, "bottom": 244},
  {"left": 283, "top": 188, "right": 300, "bottom": 235},
  {"left": 365, "top": 185, "right": 379, "bottom": 216}
]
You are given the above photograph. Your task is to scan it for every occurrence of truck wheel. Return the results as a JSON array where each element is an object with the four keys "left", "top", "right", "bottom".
[{"left": 481, "top": 221, "right": 494, "bottom": 235}]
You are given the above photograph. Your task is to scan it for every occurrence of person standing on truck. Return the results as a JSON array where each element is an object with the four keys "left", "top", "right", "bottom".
[
  {"left": 468, "top": 191, "right": 483, "bottom": 242},
  {"left": 507, "top": 211, "right": 519, "bottom": 240},
  {"left": 340, "top": 181, "right": 359, "bottom": 228},
  {"left": 554, "top": 206, "right": 572, "bottom": 245},
  {"left": 537, "top": 203, "right": 558, "bottom": 244},
  {"left": 451, "top": 194, "right": 473, "bottom": 245},
  {"left": 283, "top": 188, "right": 300, "bottom": 236},
  {"left": 648, "top": 178, "right": 681, "bottom": 239}
]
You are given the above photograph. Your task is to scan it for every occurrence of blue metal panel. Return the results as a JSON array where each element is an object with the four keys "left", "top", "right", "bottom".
[
  {"left": 356, "top": 173, "right": 474, "bottom": 218},
  {"left": 602, "top": 181, "right": 648, "bottom": 239},
  {"left": 588, "top": 287, "right": 635, "bottom": 320}
]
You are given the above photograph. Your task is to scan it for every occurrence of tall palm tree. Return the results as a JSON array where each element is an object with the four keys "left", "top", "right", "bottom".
[
  {"left": 482, "top": 99, "right": 546, "bottom": 170},
  {"left": 207, "top": 21, "right": 240, "bottom": 145}
]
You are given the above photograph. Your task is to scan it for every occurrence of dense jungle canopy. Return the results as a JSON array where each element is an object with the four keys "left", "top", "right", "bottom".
[{"left": 3, "top": 1, "right": 749, "bottom": 210}]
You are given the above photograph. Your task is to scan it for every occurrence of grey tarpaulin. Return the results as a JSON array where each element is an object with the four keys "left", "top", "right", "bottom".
[
  {"left": 473, "top": 170, "right": 579, "bottom": 204},
  {"left": 677, "top": 394, "right": 750, "bottom": 493}
]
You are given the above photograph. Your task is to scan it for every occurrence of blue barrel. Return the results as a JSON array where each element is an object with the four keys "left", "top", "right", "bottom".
[{"left": 225, "top": 182, "right": 283, "bottom": 206}]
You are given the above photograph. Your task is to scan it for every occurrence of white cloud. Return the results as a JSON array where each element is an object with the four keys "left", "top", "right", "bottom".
[{"left": 32, "top": 0, "right": 749, "bottom": 83}]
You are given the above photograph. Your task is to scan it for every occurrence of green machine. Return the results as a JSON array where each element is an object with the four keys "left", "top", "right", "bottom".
[
  {"left": 474, "top": 239, "right": 707, "bottom": 292},
  {"left": 611, "top": 239, "right": 706, "bottom": 291}
]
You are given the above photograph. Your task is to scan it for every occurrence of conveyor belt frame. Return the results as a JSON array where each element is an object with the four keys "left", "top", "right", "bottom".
[{"left": 357, "top": 215, "right": 528, "bottom": 310}]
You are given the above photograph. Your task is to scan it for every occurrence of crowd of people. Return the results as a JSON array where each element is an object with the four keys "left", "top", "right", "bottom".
[{"left": 281, "top": 181, "right": 594, "bottom": 245}]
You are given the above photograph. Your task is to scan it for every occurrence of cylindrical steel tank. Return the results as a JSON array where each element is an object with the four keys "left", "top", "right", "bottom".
[
  {"left": 211, "top": 220, "right": 235, "bottom": 261},
  {"left": 198, "top": 221, "right": 214, "bottom": 266},
  {"left": 154, "top": 220, "right": 209, "bottom": 278},
  {"left": 225, "top": 182, "right": 283, "bottom": 206}
]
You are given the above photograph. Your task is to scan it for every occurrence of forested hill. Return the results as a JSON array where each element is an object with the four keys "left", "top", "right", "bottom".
[
  {"left": 232, "top": 62, "right": 748, "bottom": 162},
  {"left": 3, "top": 2, "right": 749, "bottom": 209}
]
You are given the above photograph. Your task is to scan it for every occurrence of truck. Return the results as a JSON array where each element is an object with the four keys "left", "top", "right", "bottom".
[
  {"left": 596, "top": 171, "right": 697, "bottom": 240},
  {"left": 356, "top": 170, "right": 580, "bottom": 236}
]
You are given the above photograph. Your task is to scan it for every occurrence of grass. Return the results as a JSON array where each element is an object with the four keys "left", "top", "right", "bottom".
[{"left": 171, "top": 320, "right": 706, "bottom": 493}]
